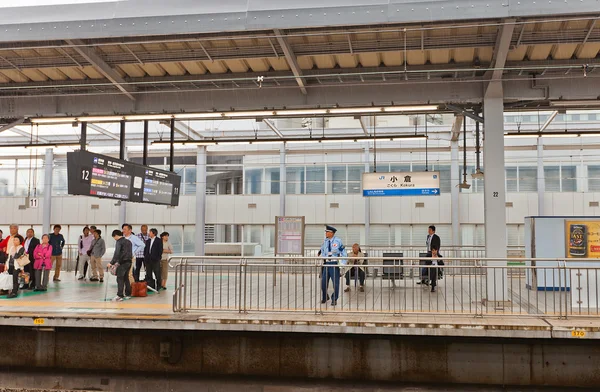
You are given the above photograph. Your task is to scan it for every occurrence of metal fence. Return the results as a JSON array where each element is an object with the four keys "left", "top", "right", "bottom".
[{"left": 171, "top": 256, "right": 600, "bottom": 319}]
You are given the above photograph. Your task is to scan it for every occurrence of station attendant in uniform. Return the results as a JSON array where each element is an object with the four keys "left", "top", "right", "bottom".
[{"left": 320, "top": 225, "right": 346, "bottom": 306}]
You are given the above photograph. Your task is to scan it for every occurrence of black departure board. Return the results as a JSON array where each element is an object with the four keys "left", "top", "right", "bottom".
[{"left": 67, "top": 150, "right": 181, "bottom": 206}]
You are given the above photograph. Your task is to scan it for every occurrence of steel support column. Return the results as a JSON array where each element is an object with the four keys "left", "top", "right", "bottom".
[
  {"left": 195, "top": 146, "right": 207, "bottom": 256},
  {"left": 42, "top": 148, "right": 53, "bottom": 233},
  {"left": 280, "top": 144, "right": 286, "bottom": 216},
  {"left": 483, "top": 88, "right": 508, "bottom": 302},
  {"left": 451, "top": 140, "right": 460, "bottom": 246},
  {"left": 364, "top": 143, "right": 371, "bottom": 246},
  {"left": 118, "top": 147, "right": 128, "bottom": 225},
  {"left": 537, "top": 138, "right": 545, "bottom": 216}
]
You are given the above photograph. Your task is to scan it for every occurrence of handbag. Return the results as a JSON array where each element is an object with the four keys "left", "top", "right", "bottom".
[{"left": 15, "top": 253, "right": 30, "bottom": 268}]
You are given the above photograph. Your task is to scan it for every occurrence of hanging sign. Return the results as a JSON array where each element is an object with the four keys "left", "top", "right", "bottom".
[{"left": 362, "top": 172, "right": 440, "bottom": 196}]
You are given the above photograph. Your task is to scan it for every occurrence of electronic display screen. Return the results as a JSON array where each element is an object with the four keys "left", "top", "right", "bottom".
[{"left": 67, "top": 150, "right": 181, "bottom": 206}]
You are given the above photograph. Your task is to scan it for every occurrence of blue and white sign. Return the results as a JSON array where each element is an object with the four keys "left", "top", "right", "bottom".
[{"left": 362, "top": 172, "right": 440, "bottom": 197}]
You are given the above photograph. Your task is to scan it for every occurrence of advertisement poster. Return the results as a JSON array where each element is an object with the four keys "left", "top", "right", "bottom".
[{"left": 565, "top": 220, "right": 600, "bottom": 258}]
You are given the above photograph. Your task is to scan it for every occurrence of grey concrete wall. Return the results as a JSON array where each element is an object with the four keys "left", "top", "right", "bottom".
[{"left": 1, "top": 327, "right": 599, "bottom": 388}]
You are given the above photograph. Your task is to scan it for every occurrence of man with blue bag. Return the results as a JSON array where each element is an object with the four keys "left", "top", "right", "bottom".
[{"left": 320, "top": 225, "right": 347, "bottom": 306}]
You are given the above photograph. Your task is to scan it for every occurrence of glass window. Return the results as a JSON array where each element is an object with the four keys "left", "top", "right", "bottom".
[
  {"left": 437, "top": 165, "right": 451, "bottom": 194},
  {"left": 518, "top": 167, "right": 537, "bottom": 192},
  {"left": 165, "top": 225, "right": 183, "bottom": 254},
  {"left": 265, "top": 167, "right": 280, "bottom": 195},
  {"left": 286, "top": 167, "right": 305, "bottom": 195},
  {"left": 506, "top": 168, "right": 518, "bottom": 192},
  {"left": 0, "top": 169, "right": 14, "bottom": 196},
  {"left": 52, "top": 159, "right": 68, "bottom": 196},
  {"left": 183, "top": 225, "right": 196, "bottom": 255},
  {"left": 544, "top": 166, "right": 561, "bottom": 192},
  {"left": 588, "top": 165, "right": 600, "bottom": 191},
  {"left": 391, "top": 225, "right": 412, "bottom": 246},
  {"left": 327, "top": 165, "right": 346, "bottom": 194},
  {"left": 390, "top": 164, "right": 410, "bottom": 172},
  {"left": 561, "top": 166, "right": 577, "bottom": 192},
  {"left": 368, "top": 225, "right": 390, "bottom": 246},
  {"left": 183, "top": 166, "right": 196, "bottom": 195},
  {"left": 244, "top": 168, "right": 263, "bottom": 195},
  {"left": 347, "top": 165, "right": 364, "bottom": 194},
  {"left": 306, "top": 166, "right": 325, "bottom": 194},
  {"left": 305, "top": 225, "right": 325, "bottom": 247}
]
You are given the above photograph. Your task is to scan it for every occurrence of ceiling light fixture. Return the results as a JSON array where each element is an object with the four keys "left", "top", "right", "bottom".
[
  {"left": 30, "top": 105, "right": 441, "bottom": 124},
  {"left": 21, "top": 143, "right": 85, "bottom": 149}
]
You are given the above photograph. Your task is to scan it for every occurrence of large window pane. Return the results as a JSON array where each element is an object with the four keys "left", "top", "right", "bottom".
[
  {"left": 348, "top": 166, "right": 364, "bottom": 194},
  {"left": 265, "top": 167, "right": 280, "bottom": 195},
  {"left": 327, "top": 165, "right": 346, "bottom": 194},
  {"left": 545, "top": 166, "right": 560, "bottom": 192},
  {"left": 437, "top": 165, "right": 451, "bottom": 194},
  {"left": 183, "top": 225, "right": 196, "bottom": 255},
  {"left": 183, "top": 167, "right": 196, "bottom": 195},
  {"left": 306, "top": 166, "right": 325, "bottom": 194},
  {"left": 286, "top": 167, "right": 305, "bottom": 194},
  {"left": 165, "top": 225, "right": 183, "bottom": 255},
  {"left": 589, "top": 166, "right": 600, "bottom": 191},
  {"left": 506, "top": 168, "right": 518, "bottom": 192},
  {"left": 561, "top": 166, "right": 577, "bottom": 192},
  {"left": 519, "top": 167, "right": 537, "bottom": 192},
  {"left": 244, "top": 168, "right": 263, "bottom": 194}
]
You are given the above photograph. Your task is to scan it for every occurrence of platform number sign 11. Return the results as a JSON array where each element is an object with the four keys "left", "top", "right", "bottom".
[{"left": 28, "top": 197, "right": 39, "bottom": 209}]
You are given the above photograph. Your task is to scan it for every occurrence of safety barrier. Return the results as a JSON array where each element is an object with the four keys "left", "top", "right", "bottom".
[{"left": 171, "top": 256, "right": 600, "bottom": 319}]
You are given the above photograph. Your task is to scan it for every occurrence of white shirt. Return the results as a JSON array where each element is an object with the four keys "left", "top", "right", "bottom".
[
  {"left": 149, "top": 237, "right": 155, "bottom": 251},
  {"left": 426, "top": 235, "right": 431, "bottom": 252},
  {"left": 25, "top": 237, "right": 32, "bottom": 251}
]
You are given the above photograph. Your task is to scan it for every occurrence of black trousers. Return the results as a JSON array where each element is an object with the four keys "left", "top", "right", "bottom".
[
  {"left": 117, "top": 262, "right": 132, "bottom": 298},
  {"left": 145, "top": 259, "right": 161, "bottom": 290},
  {"left": 11, "top": 269, "right": 19, "bottom": 295},
  {"left": 134, "top": 257, "right": 145, "bottom": 282},
  {"left": 345, "top": 267, "right": 365, "bottom": 286}
]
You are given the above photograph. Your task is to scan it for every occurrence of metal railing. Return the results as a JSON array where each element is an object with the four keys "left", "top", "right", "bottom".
[{"left": 171, "top": 256, "right": 600, "bottom": 319}]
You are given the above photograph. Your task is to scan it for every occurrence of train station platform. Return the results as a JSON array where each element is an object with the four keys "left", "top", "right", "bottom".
[{"left": 1, "top": 274, "right": 599, "bottom": 341}]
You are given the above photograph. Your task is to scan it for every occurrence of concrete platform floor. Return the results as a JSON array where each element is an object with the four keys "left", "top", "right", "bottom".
[{"left": 0, "top": 274, "right": 599, "bottom": 339}]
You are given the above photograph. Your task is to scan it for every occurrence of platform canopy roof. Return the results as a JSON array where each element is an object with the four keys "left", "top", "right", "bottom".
[{"left": 0, "top": 0, "right": 599, "bottom": 148}]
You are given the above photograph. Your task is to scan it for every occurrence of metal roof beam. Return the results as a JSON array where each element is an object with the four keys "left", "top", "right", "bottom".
[
  {"left": 450, "top": 115, "right": 464, "bottom": 141},
  {"left": 539, "top": 110, "right": 558, "bottom": 133},
  {"left": 263, "top": 119, "right": 284, "bottom": 138},
  {"left": 446, "top": 104, "right": 484, "bottom": 123},
  {"left": 11, "top": 126, "right": 50, "bottom": 143},
  {"left": 273, "top": 29, "right": 308, "bottom": 95},
  {"left": 160, "top": 120, "right": 204, "bottom": 140},
  {"left": 489, "top": 20, "right": 516, "bottom": 82},
  {"left": 88, "top": 123, "right": 120, "bottom": 140},
  {"left": 358, "top": 116, "right": 370, "bottom": 136},
  {"left": 575, "top": 19, "right": 597, "bottom": 58},
  {"left": 66, "top": 39, "right": 136, "bottom": 101},
  {"left": 0, "top": 118, "right": 24, "bottom": 134}
]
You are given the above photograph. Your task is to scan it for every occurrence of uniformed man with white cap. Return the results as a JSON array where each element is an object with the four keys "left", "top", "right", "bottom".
[{"left": 320, "top": 225, "right": 346, "bottom": 306}]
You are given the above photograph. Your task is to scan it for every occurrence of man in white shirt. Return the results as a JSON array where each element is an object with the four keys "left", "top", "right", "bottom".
[
  {"left": 77, "top": 227, "right": 94, "bottom": 280},
  {"left": 24, "top": 228, "right": 40, "bottom": 289}
]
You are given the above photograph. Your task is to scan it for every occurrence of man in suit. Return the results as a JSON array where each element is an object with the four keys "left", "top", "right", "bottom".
[
  {"left": 144, "top": 228, "right": 163, "bottom": 291},
  {"left": 24, "top": 228, "right": 40, "bottom": 290},
  {"left": 418, "top": 225, "right": 441, "bottom": 285}
]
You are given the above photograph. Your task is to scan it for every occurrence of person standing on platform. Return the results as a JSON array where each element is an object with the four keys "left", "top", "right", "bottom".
[
  {"left": 109, "top": 229, "right": 133, "bottom": 302},
  {"left": 84, "top": 225, "right": 97, "bottom": 278},
  {"left": 160, "top": 232, "right": 173, "bottom": 290},
  {"left": 144, "top": 228, "right": 163, "bottom": 291},
  {"left": 6, "top": 234, "right": 26, "bottom": 298},
  {"left": 0, "top": 224, "right": 20, "bottom": 256},
  {"left": 344, "top": 243, "right": 366, "bottom": 293},
  {"left": 33, "top": 234, "right": 52, "bottom": 292},
  {"left": 134, "top": 225, "right": 149, "bottom": 282},
  {"left": 24, "top": 228, "right": 40, "bottom": 290},
  {"left": 319, "top": 225, "right": 346, "bottom": 306},
  {"left": 77, "top": 226, "right": 93, "bottom": 280},
  {"left": 49, "top": 225, "right": 65, "bottom": 282},
  {"left": 418, "top": 225, "right": 441, "bottom": 286},
  {"left": 88, "top": 229, "right": 106, "bottom": 282},
  {"left": 429, "top": 245, "right": 444, "bottom": 293},
  {"left": 122, "top": 224, "right": 144, "bottom": 285}
]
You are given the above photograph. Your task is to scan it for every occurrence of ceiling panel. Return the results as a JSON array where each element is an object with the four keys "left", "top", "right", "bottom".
[
  {"left": 58, "top": 66, "right": 88, "bottom": 80},
  {"left": 80, "top": 66, "right": 104, "bottom": 79},
  {"left": 245, "top": 58, "right": 270, "bottom": 72},
  {"left": 2, "top": 69, "right": 30, "bottom": 82},
  {"left": 267, "top": 57, "right": 289, "bottom": 71},
  {"left": 406, "top": 50, "right": 426, "bottom": 66},
  {"left": 507, "top": 46, "right": 528, "bottom": 61},
  {"left": 297, "top": 56, "right": 314, "bottom": 70},
  {"left": 37, "top": 68, "right": 68, "bottom": 81},
  {"left": 551, "top": 43, "right": 578, "bottom": 60},
  {"left": 118, "top": 64, "right": 146, "bottom": 77},
  {"left": 381, "top": 51, "right": 403, "bottom": 67},
  {"left": 224, "top": 59, "right": 249, "bottom": 73},
  {"left": 357, "top": 53, "right": 380, "bottom": 67},
  {"left": 429, "top": 49, "right": 451, "bottom": 64},
  {"left": 180, "top": 60, "right": 207, "bottom": 75},
  {"left": 142, "top": 63, "right": 167, "bottom": 77},
  {"left": 335, "top": 54, "right": 358, "bottom": 68},
  {"left": 528, "top": 44, "right": 553, "bottom": 60},
  {"left": 160, "top": 62, "right": 187, "bottom": 76},
  {"left": 576, "top": 43, "right": 600, "bottom": 59},
  {"left": 21, "top": 69, "right": 49, "bottom": 82},
  {"left": 202, "top": 60, "right": 228, "bottom": 73},
  {"left": 453, "top": 48, "right": 475, "bottom": 63},
  {"left": 312, "top": 54, "right": 336, "bottom": 69}
]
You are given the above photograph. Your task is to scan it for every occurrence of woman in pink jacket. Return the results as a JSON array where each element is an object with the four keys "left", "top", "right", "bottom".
[{"left": 33, "top": 234, "right": 53, "bottom": 292}]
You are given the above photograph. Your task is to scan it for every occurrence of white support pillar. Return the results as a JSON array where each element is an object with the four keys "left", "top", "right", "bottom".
[
  {"left": 42, "top": 149, "right": 53, "bottom": 233},
  {"left": 483, "top": 86, "right": 508, "bottom": 302},
  {"left": 280, "top": 144, "right": 286, "bottom": 216},
  {"left": 537, "top": 138, "right": 545, "bottom": 216},
  {"left": 195, "top": 146, "right": 207, "bottom": 256},
  {"left": 450, "top": 140, "right": 461, "bottom": 246},
  {"left": 118, "top": 148, "right": 128, "bottom": 225},
  {"left": 230, "top": 179, "right": 236, "bottom": 242},
  {"left": 364, "top": 143, "right": 370, "bottom": 246}
]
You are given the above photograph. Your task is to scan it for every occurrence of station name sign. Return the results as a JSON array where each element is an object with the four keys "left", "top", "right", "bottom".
[{"left": 362, "top": 172, "right": 440, "bottom": 197}]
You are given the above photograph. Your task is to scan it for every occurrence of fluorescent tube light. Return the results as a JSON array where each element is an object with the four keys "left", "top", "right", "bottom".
[
  {"left": 504, "top": 133, "right": 540, "bottom": 138},
  {"left": 275, "top": 109, "right": 329, "bottom": 116},
  {"left": 222, "top": 111, "right": 275, "bottom": 117},
  {"left": 173, "top": 113, "right": 222, "bottom": 119},
  {"left": 31, "top": 117, "right": 76, "bottom": 124},
  {"left": 329, "top": 107, "right": 383, "bottom": 114},
  {"left": 125, "top": 114, "right": 173, "bottom": 121},
  {"left": 80, "top": 116, "right": 125, "bottom": 122},
  {"left": 383, "top": 105, "right": 439, "bottom": 112},
  {"left": 24, "top": 143, "right": 83, "bottom": 149},
  {"left": 541, "top": 133, "right": 579, "bottom": 138}
]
